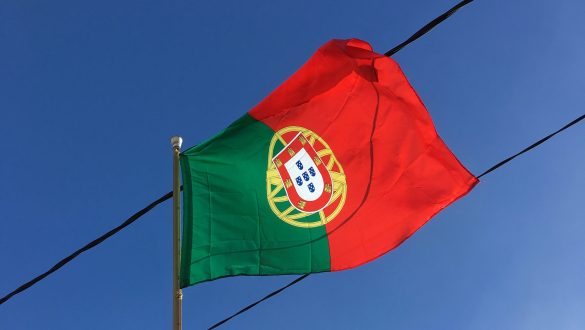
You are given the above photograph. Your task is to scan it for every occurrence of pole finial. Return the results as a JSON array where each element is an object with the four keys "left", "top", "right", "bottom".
[{"left": 171, "top": 136, "right": 183, "bottom": 149}]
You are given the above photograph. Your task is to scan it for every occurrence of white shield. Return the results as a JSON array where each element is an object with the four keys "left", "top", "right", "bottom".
[{"left": 284, "top": 148, "right": 324, "bottom": 202}]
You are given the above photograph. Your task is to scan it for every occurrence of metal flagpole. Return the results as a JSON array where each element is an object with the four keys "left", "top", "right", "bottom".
[{"left": 171, "top": 136, "right": 183, "bottom": 330}]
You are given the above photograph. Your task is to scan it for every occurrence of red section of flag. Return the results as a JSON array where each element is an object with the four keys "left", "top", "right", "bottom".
[{"left": 249, "top": 39, "right": 477, "bottom": 271}]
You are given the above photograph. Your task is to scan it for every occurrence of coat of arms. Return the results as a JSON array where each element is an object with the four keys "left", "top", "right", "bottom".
[
  {"left": 266, "top": 126, "right": 347, "bottom": 228},
  {"left": 272, "top": 132, "right": 333, "bottom": 213}
]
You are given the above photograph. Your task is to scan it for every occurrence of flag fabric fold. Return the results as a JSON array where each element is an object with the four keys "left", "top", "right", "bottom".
[{"left": 180, "top": 38, "right": 478, "bottom": 287}]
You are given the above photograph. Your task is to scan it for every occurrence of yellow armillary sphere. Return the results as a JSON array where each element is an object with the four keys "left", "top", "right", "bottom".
[{"left": 266, "top": 126, "right": 347, "bottom": 228}]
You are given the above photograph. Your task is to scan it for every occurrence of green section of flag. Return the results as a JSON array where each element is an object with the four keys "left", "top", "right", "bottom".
[{"left": 180, "top": 114, "right": 330, "bottom": 287}]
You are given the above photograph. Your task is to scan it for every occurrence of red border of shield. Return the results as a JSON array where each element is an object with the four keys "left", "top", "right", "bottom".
[{"left": 272, "top": 133, "right": 334, "bottom": 213}]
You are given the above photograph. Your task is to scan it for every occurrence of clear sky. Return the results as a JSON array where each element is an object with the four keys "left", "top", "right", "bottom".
[{"left": 1, "top": 0, "right": 584, "bottom": 329}]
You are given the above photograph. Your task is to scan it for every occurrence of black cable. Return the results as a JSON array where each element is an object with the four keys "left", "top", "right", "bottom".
[
  {"left": 0, "top": 0, "right": 582, "bottom": 326},
  {"left": 477, "top": 114, "right": 585, "bottom": 178},
  {"left": 1, "top": 0, "right": 477, "bottom": 310},
  {"left": 209, "top": 2, "right": 480, "bottom": 327},
  {"left": 0, "top": 189, "right": 176, "bottom": 306},
  {"left": 207, "top": 113, "right": 584, "bottom": 328},
  {"left": 385, "top": 0, "right": 474, "bottom": 56},
  {"left": 207, "top": 274, "right": 310, "bottom": 330}
]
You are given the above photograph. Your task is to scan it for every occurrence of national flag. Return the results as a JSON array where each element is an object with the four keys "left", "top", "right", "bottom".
[{"left": 179, "top": 38, "right": 478, "bottom": 287}]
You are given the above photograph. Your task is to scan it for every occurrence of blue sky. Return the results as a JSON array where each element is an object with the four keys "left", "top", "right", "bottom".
[{"left": 1, "top": 0, "right": 584, "bottom": 329}]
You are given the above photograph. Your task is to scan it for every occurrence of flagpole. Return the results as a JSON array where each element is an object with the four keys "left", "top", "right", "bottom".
[{"left": 171, "top": 136, "right": 183, "bottom": 330}]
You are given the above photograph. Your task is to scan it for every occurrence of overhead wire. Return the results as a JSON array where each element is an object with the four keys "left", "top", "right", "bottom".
[
  {"left": 207, "top": 113, "right": 584, "bottom": 329},
  {"left": 0, "top": 3, "right": 583, "bottom": 330},
  {"left": 0, "top": 189, "right": 178, "bottom": 305},
  {"left": 385, "top": 0, "right": 474, "bottom": 56},
  {"left": 207, "top": 0, "right": 584, "bottom": 326},
  {"left": 476, "top": 114, "right": 585, "bottom": 178}
]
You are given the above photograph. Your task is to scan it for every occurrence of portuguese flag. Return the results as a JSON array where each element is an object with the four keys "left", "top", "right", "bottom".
[{"left": 180, "top": 39, "right": 478, "bottom": 287}]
